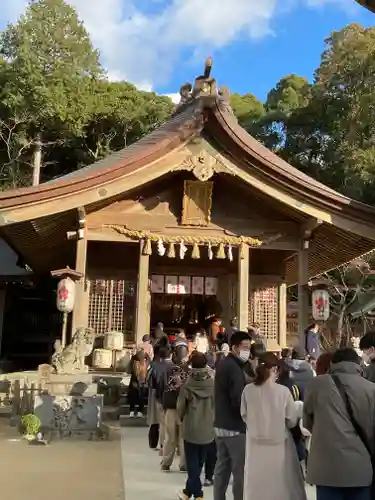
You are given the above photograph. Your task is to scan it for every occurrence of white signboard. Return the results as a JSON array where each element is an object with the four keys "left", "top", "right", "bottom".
[
  {"left": 192, "top": 276, "right": 204, "bottom": 295},
  {"left": 178, "top": 276, "right": 191, "bottom": 295},
  {"left": 166, "top": 276, "right": 178, "bottom": 294},
  {"left": 151, "top": 275, "right": 164, "bottom": 294},
  {"left": 205, "top": 277, "right": 217, "bottom": 296}
]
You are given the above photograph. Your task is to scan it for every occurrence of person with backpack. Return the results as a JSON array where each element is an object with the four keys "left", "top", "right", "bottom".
[
  {"left": 161, "top": 343, "right": 189, "bottom": 472},
  {"left": 304, "top": 348, "right": 375, "bottom": 500},
  {"left": 177, "top": 352, "right": 215, "bottom": 500}
]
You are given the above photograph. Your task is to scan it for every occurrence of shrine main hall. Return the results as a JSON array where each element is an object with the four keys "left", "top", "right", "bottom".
[{"left": 1, "top": 59, "right": 375, "bottom": 360}]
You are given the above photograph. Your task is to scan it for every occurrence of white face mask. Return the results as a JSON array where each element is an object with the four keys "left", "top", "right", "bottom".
[{"left": 238, "top": 350, "right": 250, "bottom": 362}]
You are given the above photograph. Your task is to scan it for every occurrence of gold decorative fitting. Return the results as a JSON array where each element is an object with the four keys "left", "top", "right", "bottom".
[
  {"left": 167, "top": 242, "right": 176, "bottom": 258},
  {"left": 142, "top": 238, "right": 152, "bottom": 255},
  {"left": 177, "top": 149, "right": 231, "bottom": 182},
  {"left": 108, "top": 225, "right": 281, "bottom": 248},
  {"left": 191, "top": 243, "right": 200, "bottom": 259},
  {"left": 216, "top": 242, "right": 226, "bottom": 259}
]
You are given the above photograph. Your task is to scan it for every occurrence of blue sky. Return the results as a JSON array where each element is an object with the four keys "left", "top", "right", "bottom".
[{"left": 0, "top": 0, "right": 374, "bottom": 102}]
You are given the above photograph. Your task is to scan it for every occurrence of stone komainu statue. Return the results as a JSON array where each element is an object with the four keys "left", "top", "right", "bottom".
[{"left": 52, "top": 327, "right": 95, "bottom": 374}]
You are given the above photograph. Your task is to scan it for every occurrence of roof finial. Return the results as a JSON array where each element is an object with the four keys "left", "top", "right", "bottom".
[{"left": 204, "top": 57, "right": 213, "bottom": 79}]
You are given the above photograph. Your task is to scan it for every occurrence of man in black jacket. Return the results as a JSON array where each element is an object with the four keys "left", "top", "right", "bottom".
[{"left": 213, "top": 330, "right": 251, "bottom": 500}]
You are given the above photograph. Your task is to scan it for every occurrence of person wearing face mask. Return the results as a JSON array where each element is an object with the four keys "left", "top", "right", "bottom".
[
  {"left": 213, "top": 330, "right": 251, "bottom": 500},
  {"left": 359, "top": 331, "right": 375, "bottom": 382},
  {"left": 241, "top": 352, "right": 307, "bottom": 500}
]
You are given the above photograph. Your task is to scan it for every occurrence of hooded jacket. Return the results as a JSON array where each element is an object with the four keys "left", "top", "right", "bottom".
[
  {"left": 288, "top": 359, "right": 315, "bottom": 400},
  {"left": 177, "top": 368, "right": 215, "bottom": 445}
]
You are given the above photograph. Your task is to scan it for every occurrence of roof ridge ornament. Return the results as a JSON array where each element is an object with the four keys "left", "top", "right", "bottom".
[{"left": 175, "top": 57, "right": 236, "bottom": 118}]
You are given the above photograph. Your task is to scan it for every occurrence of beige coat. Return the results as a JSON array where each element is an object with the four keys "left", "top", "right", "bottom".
[{"left": 241, "top": 380, "right": 307, "bottom": 500}]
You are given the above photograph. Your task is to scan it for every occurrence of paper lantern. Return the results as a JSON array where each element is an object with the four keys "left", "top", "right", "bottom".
[
  {"left": 312, "top": 289, "right": 330, "bottom": 321},
  {"left": 56, "top": 277, "right": 75, "bottom": 313}
]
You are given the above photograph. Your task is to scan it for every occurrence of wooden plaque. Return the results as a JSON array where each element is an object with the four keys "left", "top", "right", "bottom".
[{"left": 181, "top": 180, "right": 213, "bottom": 226}]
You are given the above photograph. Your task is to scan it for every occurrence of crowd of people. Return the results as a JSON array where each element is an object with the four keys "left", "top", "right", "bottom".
[{"left": 126, "top": 320, "right": 375, "bottom": 500}]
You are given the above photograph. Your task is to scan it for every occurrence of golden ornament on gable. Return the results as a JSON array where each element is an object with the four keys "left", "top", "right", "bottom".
[
  {"left": 174, "top": 147, "right": 232, "bottom": 182},
  {"left": 181, "top": 180, "right": 213, "bottom": 226}
]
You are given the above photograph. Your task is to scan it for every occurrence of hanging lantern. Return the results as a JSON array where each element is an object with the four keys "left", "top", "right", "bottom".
[
  {"left": 312, "top": 289, "right": 330, "bottom": 321},
  {"left": 56, "top": 277, "right": 76, "bottom": 313}
]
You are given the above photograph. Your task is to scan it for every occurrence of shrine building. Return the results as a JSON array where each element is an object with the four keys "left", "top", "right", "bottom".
[{"left": 1, "top": 58, "right": 375, "bottom": 361}]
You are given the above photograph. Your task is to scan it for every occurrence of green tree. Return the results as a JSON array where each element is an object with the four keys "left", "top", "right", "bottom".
[
  {"left": 0, "top": 0, "right": 102, "bottom": 134},
  {"left": 0, "top": 0, "right": 103, "bottom": 187},
  {"left": 230, "top": 92, "right": 265, "bottom": 128},
  {"left": 284, "top": 24, "right": 375, "bottom": 203}
]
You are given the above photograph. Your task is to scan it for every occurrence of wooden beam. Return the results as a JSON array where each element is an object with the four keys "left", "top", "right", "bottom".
[
  {"left": 87, "top": 227, "right": 299, "bottom": 251},
  {"left": 301, "top": 217, "right": 323, "bottom": 239},
  {"left": 298, "top": 241, "right": 309, "bottom": 356},
  {"left": 135, "top": 241, "right": 151, "bottom": 344},
  {"left": 87, "top": 212, "right": 301, "bottom": 236},
  {"left": 278, "top": 282, "right": 287, "bottom": 348}
]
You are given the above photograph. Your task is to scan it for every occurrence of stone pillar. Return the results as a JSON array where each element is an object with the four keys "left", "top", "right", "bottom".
[
  {"left": 135, "top": 241, "right": 150, "bottom": 345},
  {"left": 298, "top": 243, "right": 309, "bottom": 356},
  {"left": 237, "top": 244, "right": 249, "bottom": 331},
  {"left": 278, "top": 282, "right": 287, "bottom": 348},
  {"left": 72, "top": 229, "right": 88, "bottom": 335}
]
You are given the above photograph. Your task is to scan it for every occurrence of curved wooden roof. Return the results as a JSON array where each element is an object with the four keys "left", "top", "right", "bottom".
[
  {"left": 0, "top": 93, "right": 374, "bottom": 228},
  {"left": 0, "top": 102, "right": 204, "bottom": 217},
  {"left": 357, "top": 0, "right": 375, "bottom": 12},
  {"left": 1, "top": 68, "right": 375, "bottom": 281}
]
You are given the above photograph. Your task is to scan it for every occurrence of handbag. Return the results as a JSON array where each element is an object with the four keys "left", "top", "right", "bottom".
[{"left": 331, "top": 374, "right": 375, "bottom": 495}]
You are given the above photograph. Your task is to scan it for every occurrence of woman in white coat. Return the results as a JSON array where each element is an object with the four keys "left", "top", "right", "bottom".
[{"left": 241, "top": 352, "right": 307, "bottom": 500}]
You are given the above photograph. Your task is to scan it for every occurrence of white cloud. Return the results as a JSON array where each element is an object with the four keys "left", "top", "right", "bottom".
[
  {"left": 0, "top": 0, "right": 362, "bottom": 92},
  {"left": 164, "top": 92, "right": 180, "bottom": 104}
]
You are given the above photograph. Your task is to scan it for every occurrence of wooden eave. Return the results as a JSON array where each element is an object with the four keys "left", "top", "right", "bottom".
[{"left": 0, "top": 102, "right": 205, "bottom": 224}]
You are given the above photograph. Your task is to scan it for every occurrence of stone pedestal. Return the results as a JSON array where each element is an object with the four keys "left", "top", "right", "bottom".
[{"left": 34, "top": 394, "right": 103, "bottom": 438}]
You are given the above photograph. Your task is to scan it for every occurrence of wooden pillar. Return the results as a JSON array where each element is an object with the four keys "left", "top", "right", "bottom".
[
  {"left": 298, "top": 243, "right": 309, "bottom": 356},
  {"left": 135, "top": 241, "right": 150, "bottom": 345},
  {"left": 217, "top": 275, "right": 233, "bottom": 327},
  {"left": 0, "top": 289, "right": 5, "bottom": 358},
  {"left": 237, "top": 244, "right": 249, "bottom": 331},
  {"left": 72, "top": 228, "right": 88, "bottom": 336},
  {"left": 278, "top": 282, "right": 287, "bottom": 348}
]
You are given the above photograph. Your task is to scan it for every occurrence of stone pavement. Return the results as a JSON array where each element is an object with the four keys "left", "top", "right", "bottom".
[
  {"left": 0, "top": 417, "right": 124, "bottom": 500},
  {"left": 121, "top": 427, "right": 316, "bottom": 500}
]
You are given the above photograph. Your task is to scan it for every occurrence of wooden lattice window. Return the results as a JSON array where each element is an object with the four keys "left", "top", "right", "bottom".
[
  {"left": 88, "top": 279, "right": 136, "bottom": 341},
  {"left": 250, "top": 286, "right": 278, "bottom": 341}
]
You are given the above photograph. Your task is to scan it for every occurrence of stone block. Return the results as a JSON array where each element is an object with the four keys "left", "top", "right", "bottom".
[{"left": 33, "top": 394, "right": 103, "bottom": 435}]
